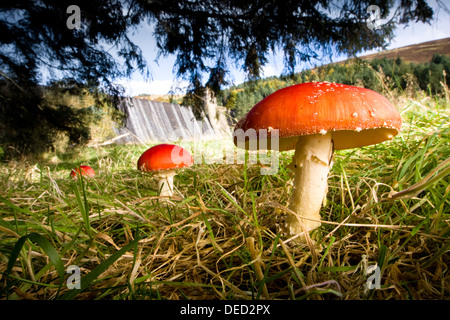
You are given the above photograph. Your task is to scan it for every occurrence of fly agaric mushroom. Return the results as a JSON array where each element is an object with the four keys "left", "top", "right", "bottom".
[
  {"left": 137, "top": 144, "right": 193, "bottom": 197},
  {"left": 70, "top": 165, "right": 95, "bottom": 179},
  {"left": 233, "top": 82, "right": 402, "bottom": 239}
]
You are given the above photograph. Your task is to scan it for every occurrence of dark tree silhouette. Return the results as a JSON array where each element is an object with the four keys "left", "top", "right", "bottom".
[
  {"left": 144, "top": 0, "right": 433, "bottom": 113},
  {"left": 0, "top": 0, "right": 147, "bottom": 157},
  {"left": 0, "top": 0, "right": 434, "bottom": 157}
]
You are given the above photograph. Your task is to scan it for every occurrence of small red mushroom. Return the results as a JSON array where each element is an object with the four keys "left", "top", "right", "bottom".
[
  {"left": 137, "top": 144, "right": 193, "bottom": 197},
  {"left": 70, "top": 165, "right": 95, "bottom": 179}
]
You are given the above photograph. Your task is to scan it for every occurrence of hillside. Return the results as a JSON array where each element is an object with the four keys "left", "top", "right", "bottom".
[{"left": 346, "top": 36, "right": 450, "bottom": 64}]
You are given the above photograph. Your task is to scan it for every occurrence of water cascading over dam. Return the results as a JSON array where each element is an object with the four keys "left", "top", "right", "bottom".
[{"left": 113, "top": 97, "right": 231, "bottom": 144}]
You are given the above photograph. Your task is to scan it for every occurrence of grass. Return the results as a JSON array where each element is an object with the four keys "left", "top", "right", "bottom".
[{"left": 0, "top": 91, "right": 449, "bottom": 300}]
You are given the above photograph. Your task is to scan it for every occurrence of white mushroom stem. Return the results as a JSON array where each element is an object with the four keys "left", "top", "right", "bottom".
[
  {"left": 285, "top": 132, "right": 334, "bottom": 239},
  {"left": 155, "top": 170, "right": 176, "bottom": 197}
]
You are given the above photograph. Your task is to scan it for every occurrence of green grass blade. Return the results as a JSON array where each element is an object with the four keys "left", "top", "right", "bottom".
[
  {"left": 6, "top": 233, "right": 65, "bottom": 280},
  {"left": 72, "top": 180, "right": 92, "bottom": 238},
  {"left": 422, "top": 238, "right": 450, "bottom": 269},
  {"left": 0, "top": 196, "right": 33, "bottom": 215},
  {"left": 378, "top": 244, "right": 388, "bottom": 269},
  {"left": 59, "top": 233, "right": 143, "bottom": 300},
  {"left": 3, "top": 232, "right": 65, "bottom": 298},
  {"left": 27, "top": 233, "right": 65, "bottom": 280},
  {"left": 319, "top": 236, "right": 336, "bottom": 269},
  {"left": 0, "top": 217, "right": 19, "bottom": 236},
  {"left": 386, "top": 157, "right": 450, "bottom": 201},
  {"left": 4, "top": 237, "right": 28, "bottom": 284}
]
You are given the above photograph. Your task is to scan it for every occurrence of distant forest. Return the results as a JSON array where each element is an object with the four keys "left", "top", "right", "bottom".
[{"left": 219, "top": 54, "right": 450, "bottom": 120}]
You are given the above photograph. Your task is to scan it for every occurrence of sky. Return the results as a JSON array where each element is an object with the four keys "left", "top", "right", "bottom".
[{"left": 116, "top": 0, "right": 450, "bottom": 96}]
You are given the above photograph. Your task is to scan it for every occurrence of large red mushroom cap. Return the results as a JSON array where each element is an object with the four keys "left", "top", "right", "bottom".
[
  {"left": 70, "top": 165, "right": 95, "bottom": 179},
  {"left": 137, "top": 144, "right": 193, "bottom": 172},
  {"left": 233, "top": 82, "right": 403, "bottom": 241},
  {"left": 234, "top": 81, "right": 402, "bottom": 151}
]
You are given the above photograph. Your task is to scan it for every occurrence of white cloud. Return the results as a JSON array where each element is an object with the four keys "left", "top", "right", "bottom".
[
  {"left": 116, "top": 79, "right": 189, "bottom": 96},
  {"left": 262, "top": 64, "right": 279, "bottom": 78},
  {"left": 389, "top": 18, "right": 450, "bottom": 49}
]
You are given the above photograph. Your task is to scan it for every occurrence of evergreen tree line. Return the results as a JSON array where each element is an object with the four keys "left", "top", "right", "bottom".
[{"left": 220, "top": 53, "right": 450, "bottom": 120}]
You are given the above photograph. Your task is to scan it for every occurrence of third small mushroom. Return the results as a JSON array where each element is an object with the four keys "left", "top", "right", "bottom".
[{"left": 233, "top": 81, "right": 402, "bottom": 241}]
